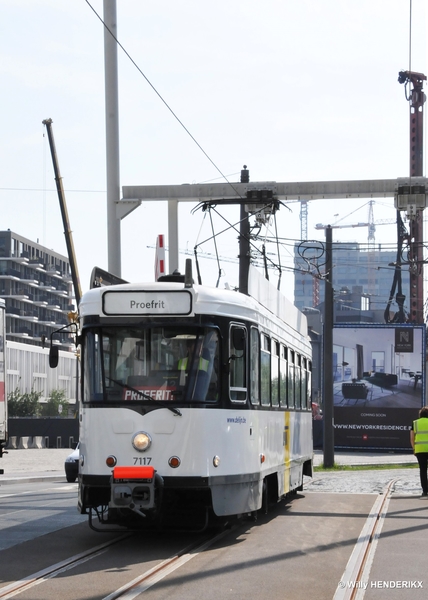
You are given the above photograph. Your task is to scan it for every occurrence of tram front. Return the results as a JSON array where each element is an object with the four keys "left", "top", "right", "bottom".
[{"left": 77, "top": 283, "right": 225, "bottom": 530}]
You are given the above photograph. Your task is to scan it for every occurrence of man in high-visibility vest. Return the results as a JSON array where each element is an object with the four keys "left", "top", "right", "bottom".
[
  {"left": 410, "top": 406, "right": 428, "bottom": 497},
  {"left": 178, "top": 339, "right": 209, "bottom": 371},
  {"left": 178, "top": 354, "right": 209, "bottom": 372},
  {"left": 177, "top": 339, "right": 209, "bottom": 386}
]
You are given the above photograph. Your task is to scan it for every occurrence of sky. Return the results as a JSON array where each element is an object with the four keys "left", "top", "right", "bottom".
[{"left": 1, "top": 0, "right": 427, "bottom": 303}]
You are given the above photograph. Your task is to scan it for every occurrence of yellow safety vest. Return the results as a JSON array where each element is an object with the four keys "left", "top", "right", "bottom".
[
  {"left": 178, "top": 356, "right": 209, "bottom": 372},
  {"left": 413, "top": 417, "right": 428, "bottom": 453}
]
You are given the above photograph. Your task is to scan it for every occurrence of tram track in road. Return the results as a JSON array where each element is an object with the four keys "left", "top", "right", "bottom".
[
  {"left": 0, "top": 491, "right": 394, "bottom": 599},
  {"left": 0, "top": 524, "right": 236, "bottom": 600},
  {"left": 334, "top": 478, "right": 398, "bottom": 600},
  {"left": 101, "top": 527, "right": 236, "bottom": 600},
  {"left": 0, "top": 533, "right": 131, "bottom": 600}
]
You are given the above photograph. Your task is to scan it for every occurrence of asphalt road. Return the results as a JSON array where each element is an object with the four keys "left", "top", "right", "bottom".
[
  {"left": 0, "top": 449, "right": 425, "bottom": 599},
  {"left": 0, "top": 479, "right": 85, "bottom": 551},
  {"left": 0, "top": 488, "right": 377, "bottom": 600}
]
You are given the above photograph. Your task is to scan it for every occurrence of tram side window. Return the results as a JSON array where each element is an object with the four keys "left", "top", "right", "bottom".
[
  {"left": 261, "top": 334, "right": 271, "bottom": 406},
  {"left": 301, "top": 357, "right": 308, "bottom": 409},
  {"left": 295, "top": 354, "right": 301, "bottom": 409},
  {"left": 83, "top": 332, "right": 103, "bottom": 401},
  {"left": 307, "top": 360, "right": 312, "bottom": 409},
  {"left": 229, "top": 325, "right": 247, "bottom": 402},
  {"left": 250, "top": 328, "right": 260, "bottom": 405},
  {"left": 271, "top": 341, "right": 279, "bottom": 407},
  {"left": 279, "top": 345, "right": 288, "bottom": 407},
  {"left": 288, "top": 349, "right": 295, "bottom": 408}
]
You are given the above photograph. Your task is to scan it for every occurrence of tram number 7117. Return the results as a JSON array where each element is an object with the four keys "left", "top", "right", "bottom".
[{"left": 133, "top": 457, "right": 152, "bottom": 465}]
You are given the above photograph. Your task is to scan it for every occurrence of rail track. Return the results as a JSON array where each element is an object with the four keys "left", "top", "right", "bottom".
[
  {"left": 0, "top": 483, "right": 399, "bottom": 600},
  {"left": 334, "top": 478, "right": 398, "bottom": 600},
  {"left": 0, "top": 526, "right": 235, "bottom": 600}
]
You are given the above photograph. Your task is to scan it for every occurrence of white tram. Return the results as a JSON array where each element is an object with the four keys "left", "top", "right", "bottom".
[{"left": 74, "top": 266, "right": 313, "bottom": 530}]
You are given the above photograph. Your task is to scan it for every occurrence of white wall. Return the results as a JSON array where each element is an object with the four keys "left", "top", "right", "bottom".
[{"left": 6, "top": 340, "right": 77, "bottom": 403}]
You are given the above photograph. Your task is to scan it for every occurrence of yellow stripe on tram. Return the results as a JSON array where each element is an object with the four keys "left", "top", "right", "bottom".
[{"left": 284, "top": 411, "right": 290, "bottom": 494}]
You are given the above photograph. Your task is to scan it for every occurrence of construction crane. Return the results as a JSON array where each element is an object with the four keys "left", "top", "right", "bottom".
[
  {"left": 314, "top": 200, "right": 396, "bottom": 248},
  {"left": 300, "top": 200, "right": 308, "bottom": 240},
  {"left": 313, "top": 201, "right": 397, "bottom": 298},
  {"left": 42, "top": 118, "right": 82, "bottom": 306}
]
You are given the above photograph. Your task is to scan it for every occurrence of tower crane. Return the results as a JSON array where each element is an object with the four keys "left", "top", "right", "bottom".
[
  {"left": 314, "top": 200, "right": 397, "bottom": 248},
  {"left": 313, "top": 201, "right": 397, "bottom": 297}
]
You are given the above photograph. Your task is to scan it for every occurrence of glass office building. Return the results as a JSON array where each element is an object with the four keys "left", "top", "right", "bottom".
[{"left": 294, "top": 241, "right": 410, "bottom": 322}]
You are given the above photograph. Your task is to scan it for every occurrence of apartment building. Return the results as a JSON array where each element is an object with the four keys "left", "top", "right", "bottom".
[{"left": 0, "top": 230, "right": 75, "bottom": 349}]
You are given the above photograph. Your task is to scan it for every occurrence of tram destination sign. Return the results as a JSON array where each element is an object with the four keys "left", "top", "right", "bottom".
[{"left": 102, "top": 290, "right": 192, "bottom": 316}]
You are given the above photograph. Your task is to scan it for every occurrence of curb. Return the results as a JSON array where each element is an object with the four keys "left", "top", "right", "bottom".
[{"left": 0, "top": 474, "right": 66, "bottom": 486}]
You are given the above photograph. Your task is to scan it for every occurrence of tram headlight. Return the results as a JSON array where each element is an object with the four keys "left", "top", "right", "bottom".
[
  {"left": 132, "top": 431, "right": 152, "bottom": 452},
  {"left": 213, "top": 455, "right": 220, "bottom": 467}
]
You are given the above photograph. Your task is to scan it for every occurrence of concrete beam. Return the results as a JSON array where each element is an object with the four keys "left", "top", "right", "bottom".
[{"left": 121, "top": 178, "right": 426, "bottom": 203}]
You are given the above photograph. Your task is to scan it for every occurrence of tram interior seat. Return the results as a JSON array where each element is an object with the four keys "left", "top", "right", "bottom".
[
  {"left": 127, "top": 375, "right": 149, "bottom": 387},
  {"left": 126, "top": 364, "right": 214, "bottom": 397},
  {"left": 148, "top": 370, "right": 181, "bottom": 385},
  {"left": 128, "top": 372, "right": 182, "bottom": 388}
]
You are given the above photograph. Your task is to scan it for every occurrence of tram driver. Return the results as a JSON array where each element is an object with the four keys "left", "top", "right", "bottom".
[
  {"left": 177, "top": 338, "right": 209, "bottom": 372},
  {"left": 177, "top": 334, "right": 218, "bottom": 400}
]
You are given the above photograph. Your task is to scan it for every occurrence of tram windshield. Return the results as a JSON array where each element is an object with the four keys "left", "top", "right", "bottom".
[{"left": 83, "top": 326, "right": 219, "bottom": 404}]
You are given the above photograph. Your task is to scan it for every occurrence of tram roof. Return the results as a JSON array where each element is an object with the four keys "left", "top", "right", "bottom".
[{"left": 79, "top": 270, "right": 308, "bottom": 340}]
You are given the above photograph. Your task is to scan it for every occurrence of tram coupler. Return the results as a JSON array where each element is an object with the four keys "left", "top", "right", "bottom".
[{"left": 110, "top": 466, "right": 162, "bottom": 512}]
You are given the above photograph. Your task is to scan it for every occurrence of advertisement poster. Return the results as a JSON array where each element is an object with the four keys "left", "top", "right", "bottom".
[{"left": 332, "top": 325, "right": 425, "bottom": 450}]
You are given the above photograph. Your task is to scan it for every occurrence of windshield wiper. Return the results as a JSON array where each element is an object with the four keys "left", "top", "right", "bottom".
[{"left": 105, "top": 376, "right": 182, "bottom": 416}]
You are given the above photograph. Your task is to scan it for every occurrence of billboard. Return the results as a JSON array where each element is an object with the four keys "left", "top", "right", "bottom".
[{"left": 332, "top": 324, "right": 425, "bottom": 450}]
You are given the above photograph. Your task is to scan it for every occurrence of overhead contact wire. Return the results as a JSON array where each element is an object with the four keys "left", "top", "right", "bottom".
[{"left": 84, "top": 0, "right": 243, "bottom": 199}]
